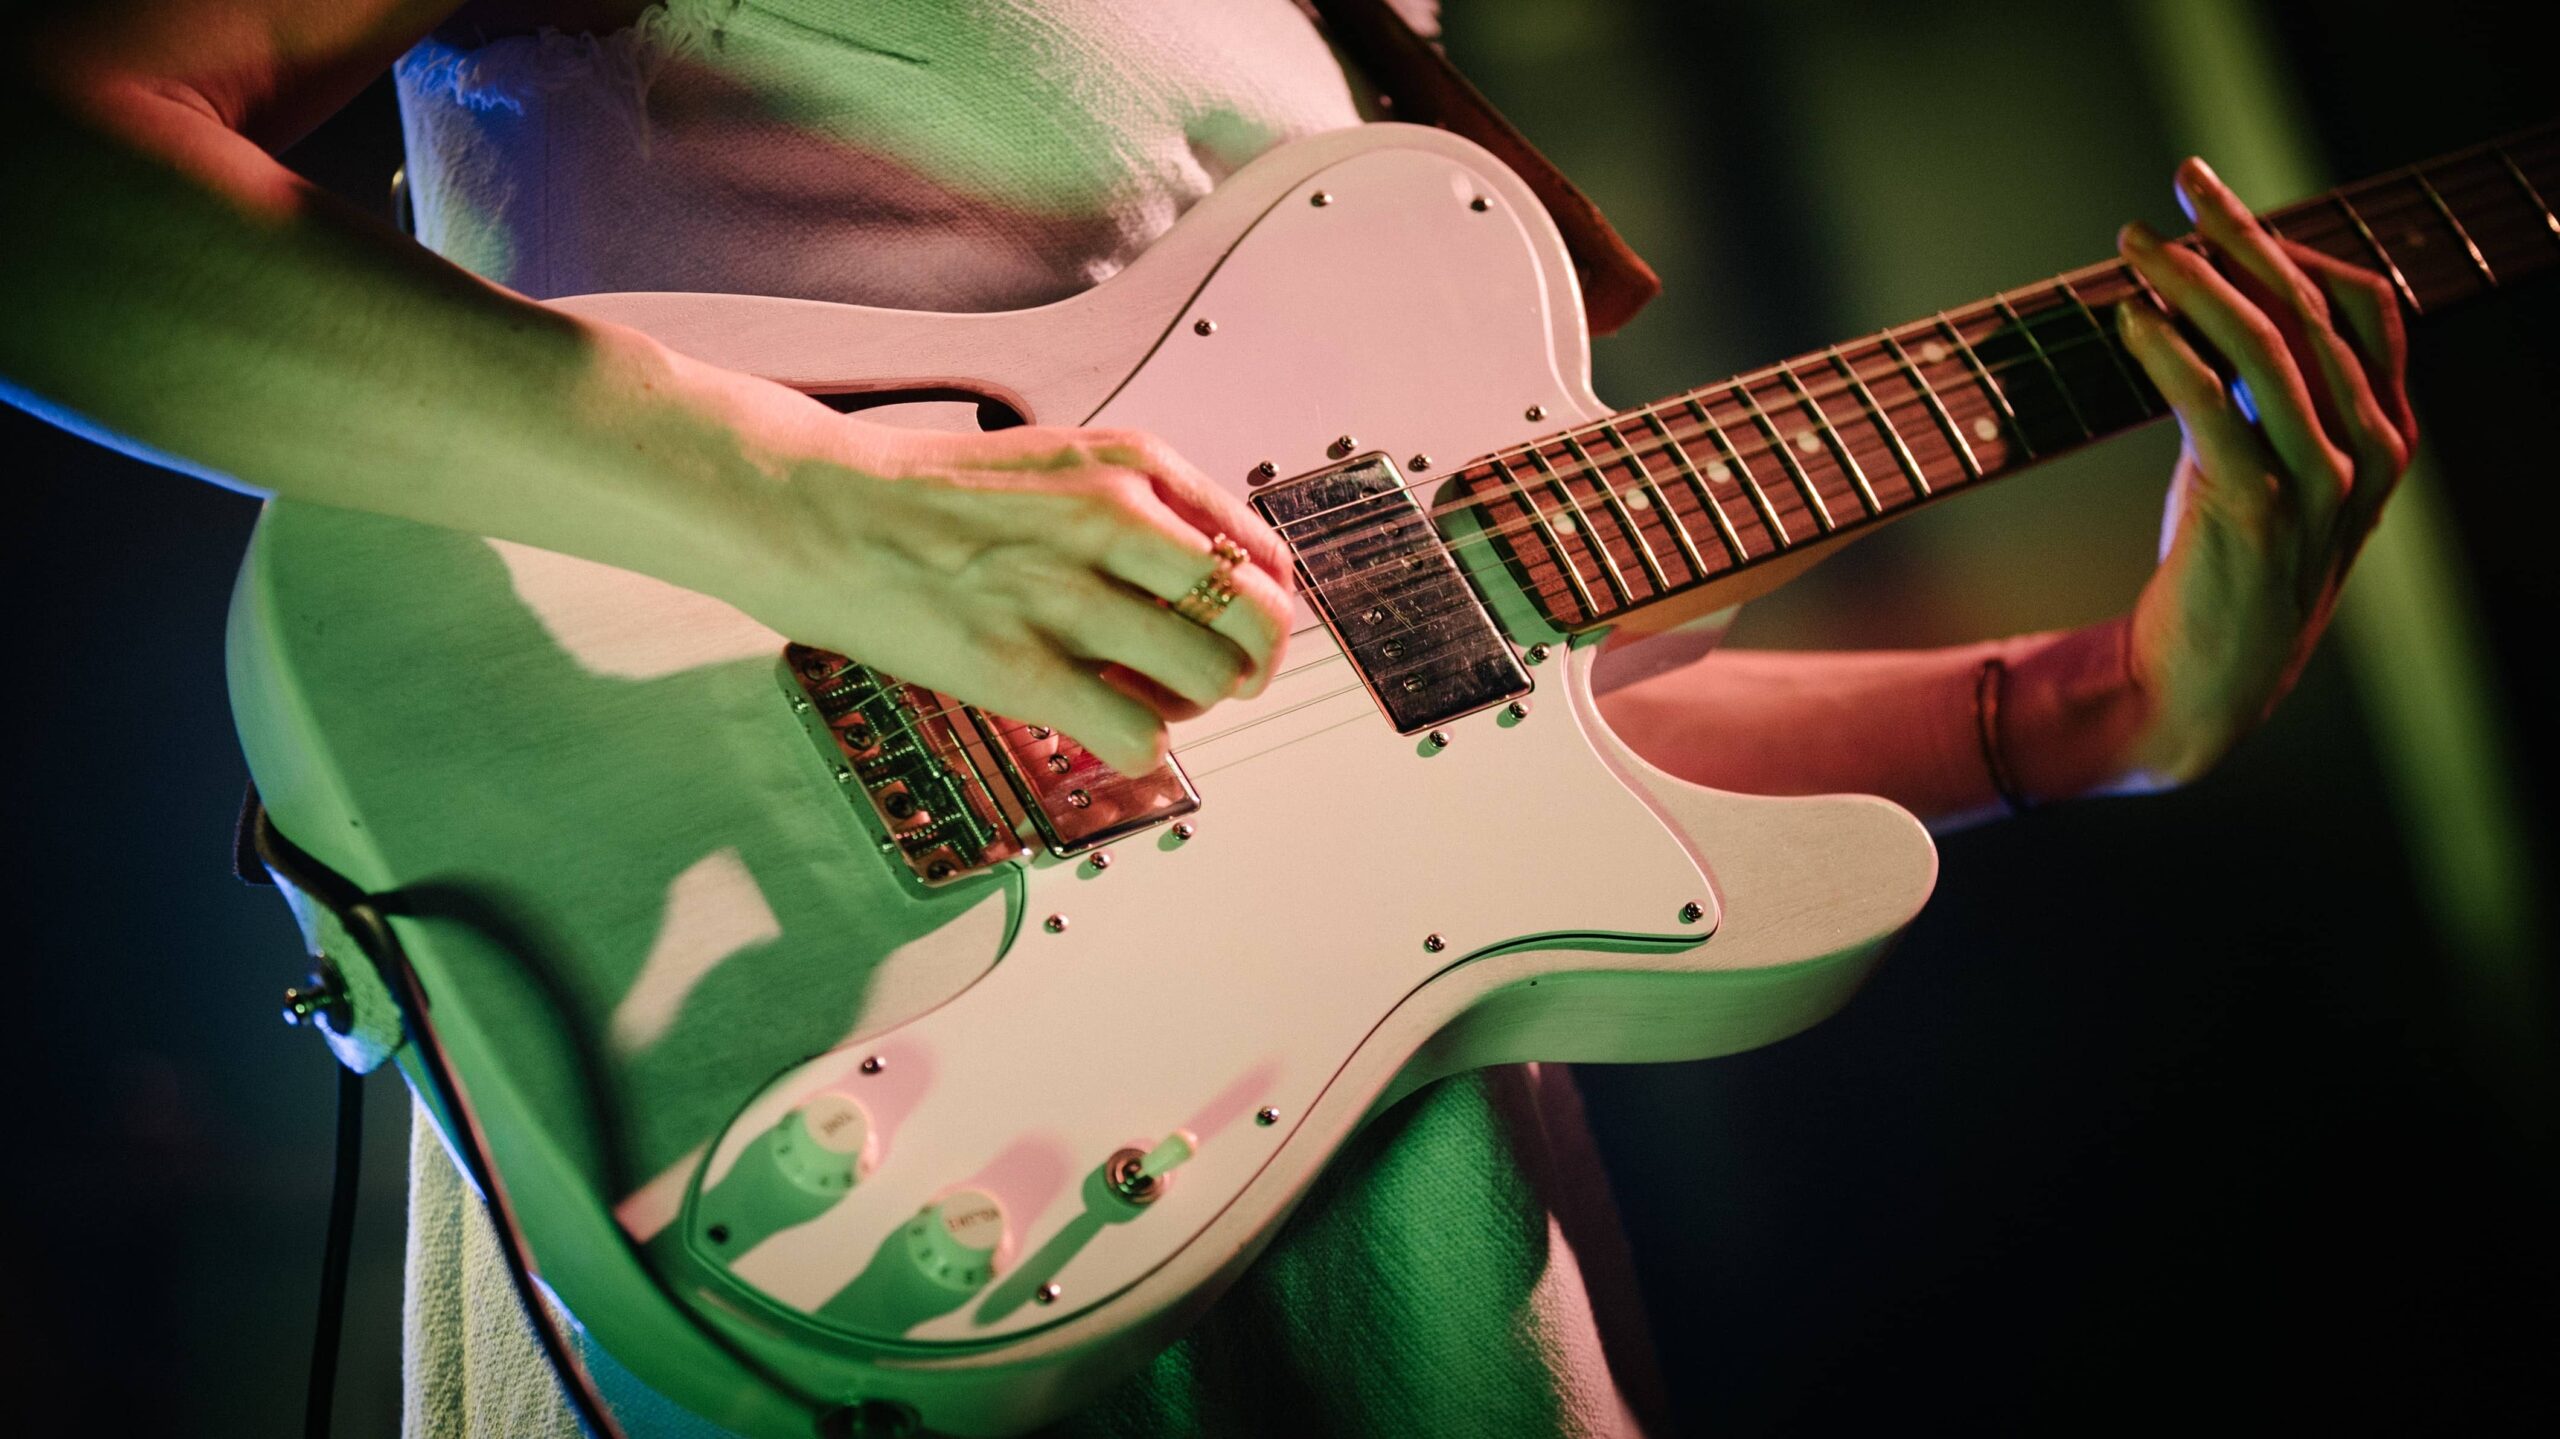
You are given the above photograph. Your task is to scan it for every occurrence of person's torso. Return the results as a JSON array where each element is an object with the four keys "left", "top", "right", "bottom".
[{"left": 396, "top": 0, "right": 1366, "bottom": 306}]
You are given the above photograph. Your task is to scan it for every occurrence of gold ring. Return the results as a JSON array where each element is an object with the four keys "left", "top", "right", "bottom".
[
  {"left": 1170, "top": 576, "right": 1238, "bottom": 627},
  {"left": 1168, "top": 534, "right": 1249, "bottom": 627}
]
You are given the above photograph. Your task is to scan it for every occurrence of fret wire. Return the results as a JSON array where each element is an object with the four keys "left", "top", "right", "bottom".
[
  {"left": 2492, "top": 145, "right": 2560, "bottom": 242},
  {"left": 2414, "top": 166, "right": 2499, "bottom": 286},
  {"left": 2052, "top": 277, "right": 2158, "bottom": 419},
  {"left": 1728, "top": 381, "right": 1836, "bottom": 531},
  {"left": 1990, "top": 295, "right": 2096, "bottom": 441},
  {"left": 1829, "top": 342, "right": 1934, "bottom": 500},
  {"left": 2334, "top": 193, "right": 2423, "bottom": 312},
  {"left": 1486, "top": 454, "right": 1597, "bottom": 622},
  {"left": 1522, "top": 445, "right": 1633, "bottom": 607},
  {"left": 1878, "top": 331, "right": 1976, "bottom": 485},
  {"left": 1777, "top": 363, "right": 1884, "bottom": 517},
  {"left": 1266, "top": 127, "right": 2559, "bottom": 571},
  {"left": 1682, "top": 396, "right": 1794, "bottom": 546},
  {"left": 1599, "top": 419, "right": 1713, "bottom": 579},
  {"left": 1934, "top": 312, "right": 2033, "bottom": 461},
  {"left": 1638, "top": 407, "right": 1751, "bottom": 564},
  {"left": 1561, "top": 432, "right": 1672, "bottom": 592}
]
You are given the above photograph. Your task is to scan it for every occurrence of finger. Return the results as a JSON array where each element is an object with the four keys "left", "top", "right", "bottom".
[
  {"left": 2176, "top": 161, "right": 2410, "bottom": 530},
  {"left": 2117, "top": 298, "right": 2283, "bottom": 530},
  {"left": 1023, "top": 567, "right": 1251, "bottom": 711},
  {"left": 2121, "top": 218, "right": 2348, "bottom": 530},
  {"left": 1089, "top": 484, "right": 1293, "bottom": 696},
  {"left": 994, "top": 652, "right": 1170, "bottom": 775},
  {"left": 1092, "top": 431, "right": 1296, "bottom": 581},
  {"left": 2290, "top": 241, "right": 2419, "bottom": 463}
]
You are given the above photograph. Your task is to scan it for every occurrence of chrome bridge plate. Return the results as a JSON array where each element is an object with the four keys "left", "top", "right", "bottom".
[
  {"left": 785, "top": 646, "right": 1027, "bottom": 886},
  {"left": 784, "top": 647, "right": 1199, "bottom": 885},
  {"left": 1255, "top": 453, "right": 1530, "bottom": 733}
]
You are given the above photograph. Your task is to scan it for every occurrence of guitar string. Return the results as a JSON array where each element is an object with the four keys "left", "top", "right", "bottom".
[
  {"left": 833, "top": 156, "right": 2540, "bottom": 781},
  {"left": 1262, "top": 142, "right": 2548, "bottom": 566},
  {"left": 1257, "top": 131, "right": 2552, "bottom": 553},
  {"left": 821, "top": 138, "right": 2556, "bottom": 794}
]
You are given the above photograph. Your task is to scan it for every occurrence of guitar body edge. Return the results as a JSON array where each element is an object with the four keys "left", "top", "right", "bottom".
[{"left": 229, "top": 121, "right": 1938, "bottom": 1438}]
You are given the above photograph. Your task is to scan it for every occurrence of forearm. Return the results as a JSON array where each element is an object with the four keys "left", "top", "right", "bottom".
[
  {"left": 1597, "top": 619, "right": 2152, "bottom": 829},
  {"left": 0, "top": 77, "right": 832, "bottom": 601}
]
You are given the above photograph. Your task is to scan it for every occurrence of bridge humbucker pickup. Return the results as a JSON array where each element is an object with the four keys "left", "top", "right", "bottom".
[
  {"left": 1255, "top": 453, "right": 1530, "bottom": 733},
  {"left": 971, "top": 717, "right": 1199, "bottom": 857}
]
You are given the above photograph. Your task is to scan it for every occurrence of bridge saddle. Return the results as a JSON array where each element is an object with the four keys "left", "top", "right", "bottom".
[{"left": 784, "top": 646, "right": 1198, "bottom": 886}]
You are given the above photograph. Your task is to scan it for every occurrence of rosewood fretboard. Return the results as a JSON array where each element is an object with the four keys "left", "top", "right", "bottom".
[{"left": 1450, "top": 122, "right": 2560, "bottom": 634}]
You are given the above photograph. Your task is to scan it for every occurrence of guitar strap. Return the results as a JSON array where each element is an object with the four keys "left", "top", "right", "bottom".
[{"left": 1307, "top": 0, "right": 1662, "bottom": 336}]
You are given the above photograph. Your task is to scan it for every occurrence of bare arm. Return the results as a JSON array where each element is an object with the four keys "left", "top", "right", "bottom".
[
  {"left": 1603, "top": 160, "right": 2414, "bottom": 831},
  {"left": 1600, "top": 621, "right": 2144, "bottom": 829},
  {"left": 0, "top": 1, "right": 1293, "bottom": 775}
]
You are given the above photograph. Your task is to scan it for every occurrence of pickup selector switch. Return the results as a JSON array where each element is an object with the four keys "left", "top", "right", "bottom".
[{"left": 905, "top": 1188, "right": 1005, "bottom": 1291}]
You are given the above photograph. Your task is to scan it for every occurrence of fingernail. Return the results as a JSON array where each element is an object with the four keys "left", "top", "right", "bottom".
[{"left": 2119, "top": 220, "right": 2159, "bottom": 255}]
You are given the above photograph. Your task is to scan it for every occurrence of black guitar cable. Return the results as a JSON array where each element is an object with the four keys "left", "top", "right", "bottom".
[{"left": 305, "top": 1062, "right": 364, "bottom": 1439}]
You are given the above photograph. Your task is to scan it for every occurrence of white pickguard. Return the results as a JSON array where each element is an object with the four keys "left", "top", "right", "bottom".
[{"left": 699, "top": 626, "right": 1714, "bottom": 1341}]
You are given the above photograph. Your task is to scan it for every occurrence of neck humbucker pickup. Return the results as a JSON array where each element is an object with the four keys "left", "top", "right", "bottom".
[{"left": 1256, "top": 453, "right": 1530, "bottom": 734}]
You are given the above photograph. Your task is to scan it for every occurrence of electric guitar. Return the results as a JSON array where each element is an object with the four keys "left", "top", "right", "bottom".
[{"left": 233, "top": 120, "right": 2558, "bottom": 1437}]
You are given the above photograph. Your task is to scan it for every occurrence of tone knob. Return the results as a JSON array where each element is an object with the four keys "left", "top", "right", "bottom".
[
  {"left": 770, "top": 1094, "right": 873, "bottom": 1196},
  {"left": 904, "top": 1187, "right": 1005, "bottom": 1291}
]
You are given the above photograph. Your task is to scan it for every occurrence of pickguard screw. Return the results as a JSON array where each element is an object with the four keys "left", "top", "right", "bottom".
[
  {"left": 1047, "top": 753, "right": 1072, "bottom": 774},
  {"left": 1254, "top": 460, "right": 1278, "bottom": 481},
  {"left": 1089, "top": 851, "right": 1113, "bottom": 871},
  {"left": 1424, "top": 933, "right": 1447, "bottom": 953},
  {"left": 1028, "top": 725, "right": 1053, "bottom": 739},
  {"left": 1045, "top": 914, "right": 1069, "bottom": 933},
  {"left": 1194, "top": 318, "right": 1216, "bottom": 335},
  {"left": 1527, "top": 642, "right": 1551, "bottom": 664},
  {"left": 1470, "top": 195, "right": 1490, "bottom": 212},
  {"left": 1256, "top": 1107, "right": 1281, "bottom": 1127},
  {"left": 861, "top": 1055, "right": 885, "bottom": 1074},
  {"left": 1311, "top": 190, "right": 1332, "bottom": 207},
  {"left": 1409, "top": 454, "right": 1432, "bottom": 471},
  {"left": 789, "top": 696, "right": 810, "bottom": 713},
  {"left": 833, "top": 764, "right": 853, "bottom": 784},
  {"left": 1524, "top": 404, "right": 1547, "bottom": 422},
  {"left": 1680, "top": 901, "right": 1705, "bottom": 924},
  {"left": 1427, "top": 729, "right": 1451, "bottom": 750},
  {"left": 1331, "top": 434, "right": 1357, "bottom": 456},
  {"left": 1172, "top": 822, "right": 1196, "bottom": 842},
  {"left": 1507, "top": 700, "right": 1531, "bottom": 720},
  {"left": 1068, "top": 788, "right": 1093, "bottom": 809},
  {"left": 1034, "top": 1282, "right": 1063, "bottom": 1305}
]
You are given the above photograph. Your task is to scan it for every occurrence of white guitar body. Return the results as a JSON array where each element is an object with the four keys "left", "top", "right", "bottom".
[{"left": 229, "top": 124, "right": 1936, "bottom": 1436}]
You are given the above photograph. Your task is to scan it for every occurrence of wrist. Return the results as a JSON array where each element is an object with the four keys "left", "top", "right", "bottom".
[{"left": 1995, "top": 617, "right": 2160, "bottom": 805}]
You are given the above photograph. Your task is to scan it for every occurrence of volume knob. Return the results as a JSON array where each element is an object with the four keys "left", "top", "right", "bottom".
[
  {"left": 904, "top": 1188, "right": 1005, "bottom": 1291},
  {"left": 770, "top": 1094, "right": 874, "bottom": 1196}
]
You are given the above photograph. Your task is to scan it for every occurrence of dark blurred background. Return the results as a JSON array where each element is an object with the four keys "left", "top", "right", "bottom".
[{"left": 4, "top": 0, "right": 2553, "bottom": 1432}]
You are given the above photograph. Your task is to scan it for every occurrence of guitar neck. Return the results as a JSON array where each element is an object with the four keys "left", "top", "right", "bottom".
[{"left": 1454, "top": 121, "right": 2560, "bottom": 635}]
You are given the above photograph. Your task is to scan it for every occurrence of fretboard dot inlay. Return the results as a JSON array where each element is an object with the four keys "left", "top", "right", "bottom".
[{"left": 1455, "top": 121, "right": 2553, "bottom": 640}]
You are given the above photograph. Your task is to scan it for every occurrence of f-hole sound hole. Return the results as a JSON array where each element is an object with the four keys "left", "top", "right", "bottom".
[{"left": 813, "top": 387, "right": 1026, "bottom": 432}]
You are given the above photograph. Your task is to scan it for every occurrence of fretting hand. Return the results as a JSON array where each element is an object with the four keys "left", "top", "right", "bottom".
[{"left": 2109, "top": 157, "right": 2417, "bottom": 787}]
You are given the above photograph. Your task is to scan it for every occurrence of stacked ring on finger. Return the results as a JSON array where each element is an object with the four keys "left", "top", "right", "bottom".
[{"left": 1169, "top": 534, "right": 1250, "bottom": 627}]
